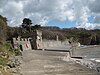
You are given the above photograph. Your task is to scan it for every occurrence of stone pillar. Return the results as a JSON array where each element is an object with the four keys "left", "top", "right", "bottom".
[
  {"left": 36, "top": 30, "right": 43, "bottom": 50},
  {"left": 31, "top": 30, "right": 43, "bottom": 50},
  {"left": 56, "top": 35, "right": 58, "bottom": 41},
  {"left": 70, "top": 42, "right": 79, "bottom": 57}
]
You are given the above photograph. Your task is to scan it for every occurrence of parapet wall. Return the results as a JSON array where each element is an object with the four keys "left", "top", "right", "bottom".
[
  {"left": 13, "top": 37, "right": 32, "bottom": 50},
  {"left": 42, "top": 39, "right": 69, "bottom": 49}
]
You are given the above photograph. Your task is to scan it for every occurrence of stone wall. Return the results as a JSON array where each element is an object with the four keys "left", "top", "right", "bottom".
[
  {"left": 13, "top": 36, "right": 32, "bottom": 51},
  {"left": 43, "top": 40, "right": 61, "bottom": 48},
  {"left": 12, "top": 30, "right": 70, "bottom": 50},
  {"left": 42, "top": 39, "right": 69, "bottom": 49}
]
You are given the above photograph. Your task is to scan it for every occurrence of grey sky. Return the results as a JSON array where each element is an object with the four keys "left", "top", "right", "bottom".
[{"left": 0, "top": 0, "right": 100, "bottom": 29}]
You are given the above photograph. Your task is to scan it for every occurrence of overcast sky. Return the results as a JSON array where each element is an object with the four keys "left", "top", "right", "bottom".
[{"left": 0, "top": 0, "right": 100, "bottom": 29}]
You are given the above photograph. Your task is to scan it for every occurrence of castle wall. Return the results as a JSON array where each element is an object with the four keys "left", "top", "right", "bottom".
[
  {"left": 13, "top": 37, "right": 32, "bottom": 51},
  {"left": 33, "top": 30, "right": 70, "bottom": 50},
  {"left": 12, "top": 30, "right": 70, "bottom": 50},
  {"left": 42, "top": 39, "right": 70, "bottom": 49},
  {"left": 31, "top": 30, "right": 43, "bottom": 50}
]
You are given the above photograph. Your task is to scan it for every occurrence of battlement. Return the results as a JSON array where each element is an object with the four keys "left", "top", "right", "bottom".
[
  {"left": 12, "top": 36, "right": 32, "bottom": 51},
  {"left": 13, "top": 36, "right": 32, "bottom": 42},
  {"left": 12, "top": 30, "right": 43, "bottom": 50}
]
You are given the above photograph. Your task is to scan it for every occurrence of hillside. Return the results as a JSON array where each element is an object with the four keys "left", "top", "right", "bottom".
[{"left": 0, "top": 15, "right": 22, "bottom": 75}]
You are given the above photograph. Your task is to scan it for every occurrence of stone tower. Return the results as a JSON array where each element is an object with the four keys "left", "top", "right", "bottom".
[{"left": 31, "top": 30, "right": 43, "bottom": 50}]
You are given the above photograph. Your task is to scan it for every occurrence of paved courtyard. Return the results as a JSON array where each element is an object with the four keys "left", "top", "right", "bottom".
[{"left": 20, "top": 50, "right": 100, "bottom": 75}]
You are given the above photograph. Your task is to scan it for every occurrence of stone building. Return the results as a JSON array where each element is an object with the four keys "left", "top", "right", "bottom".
[
  {"left": 12, "top": 30, "right": 70, "bottom": 51},
  {"left": 13, "top": 36, "right": 32, "bottom": 51},
  {"left": 12, "top": 30, "right": 43, "bottom": 50}
]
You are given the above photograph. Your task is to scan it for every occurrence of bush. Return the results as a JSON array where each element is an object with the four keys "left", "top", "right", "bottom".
[{"left": 0, "top": 43, "right": 13, "bottom": 66}]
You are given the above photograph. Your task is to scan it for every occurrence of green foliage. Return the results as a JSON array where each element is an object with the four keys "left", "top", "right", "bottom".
[
  {"left": 77, "top": 31, "right": 92, "bottom": 38},
  {"left": 42, "top": 29, "right": 66, "bottom": 41},
  {"left": 0, "top": 15, "right": 8, "bottom": 43},
  {"left": 42, "top": 29, "right": 55, "bottom": 40},
  {"left": 0, "top": 43, "right": 13, "bottom": 66},
  {"left": 22, "top": 18, "right": 32, "bottom": 25},
  {"left": 0, "top": 15, "right": 99, "bottom": 45},
  {"left": 54, "top": 31, "right": 66, "bottom": 41},
  {"left": 31, "top": 25, "right": 41, "bottom": 30},
  {"left": 0, "top": 56, "right": 8, "bottom": 66},
  {"left": 62, "top": 28, "right": 100, "bottom": 45},
  {"left": 22, "top": 18, "right": 32, "bottom": 32}
]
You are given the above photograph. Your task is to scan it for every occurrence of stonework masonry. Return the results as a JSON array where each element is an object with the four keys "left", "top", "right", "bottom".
[
  {"left": 12, "top": 30, "right": 70, "bottom": 51},
  {"left": 13, "top": 36, "right": 32, "bottom": 51}
]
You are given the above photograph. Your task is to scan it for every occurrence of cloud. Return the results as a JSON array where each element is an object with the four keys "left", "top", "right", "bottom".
[
  {"left": 23, "top": 0, "right": 75, "bottom": 23},
  {"left": 0, "top": 0, "right": 24, "bottom": 26},
  {"left": 0, "top": 0, "right": 100, "bottom": 29},
  {"left": 23, "top": 0, "right": 91, "bottom": 26},
  {"left": 89, "top": 0, "right": 100, "bottom": 14}
]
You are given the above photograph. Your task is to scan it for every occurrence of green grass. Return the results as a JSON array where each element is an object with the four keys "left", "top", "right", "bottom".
[
  {"left": 0, "top": 56, "right": 8, "bottom": 66},
  {"left": 0, "top": 43, "right": 21, "bottom": 75},
  {"left": 0, "top": 43, "right": 14, "bottom": 66}
]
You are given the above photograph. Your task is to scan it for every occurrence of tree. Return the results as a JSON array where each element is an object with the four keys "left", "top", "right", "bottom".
[
  {"left": 0, "top": 15, "right": 7, "bottom": 44},
  {"left": 77, "top": 31, "right": 93, "bottom": 45},
  {"left": 31, "top": 24, "right": 41, "bottom": 30},
  {"left": 22, "top": 18, "right": 32, "bottom": 32}
]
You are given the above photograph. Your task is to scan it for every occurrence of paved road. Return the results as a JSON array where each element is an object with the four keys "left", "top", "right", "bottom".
[{"left": 20, "top": 50, "right": 100, "bottom": 75}]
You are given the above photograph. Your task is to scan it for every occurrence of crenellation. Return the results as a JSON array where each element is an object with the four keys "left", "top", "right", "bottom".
[
  {"left": 12, "top": 30, "right": 70, "bottom": 51},
  {"left": 13, "top": 38, "right": 16, "bottom": 41},
  {"left": 28, "top": 38, "right": 32, "bottom": 41},
  {"left": 17, "top": 36, "right": 20, "bottom": 41},
  {"left": 13, "top": 36, "right": 32, "bottom": 50},
  {"left": 13, "top": 37, "right": 32, "bottom": 41},
  {"left": 21, "top": 38, "right": 23, "bottom": 41}
]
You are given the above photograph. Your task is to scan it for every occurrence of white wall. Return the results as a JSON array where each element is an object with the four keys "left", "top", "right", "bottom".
[
  {"left": 42, "top": 39, "right": 69, "bottom": 49},
  {"left": 13, "top": 38, "right": 32, "bottom": 50}
]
